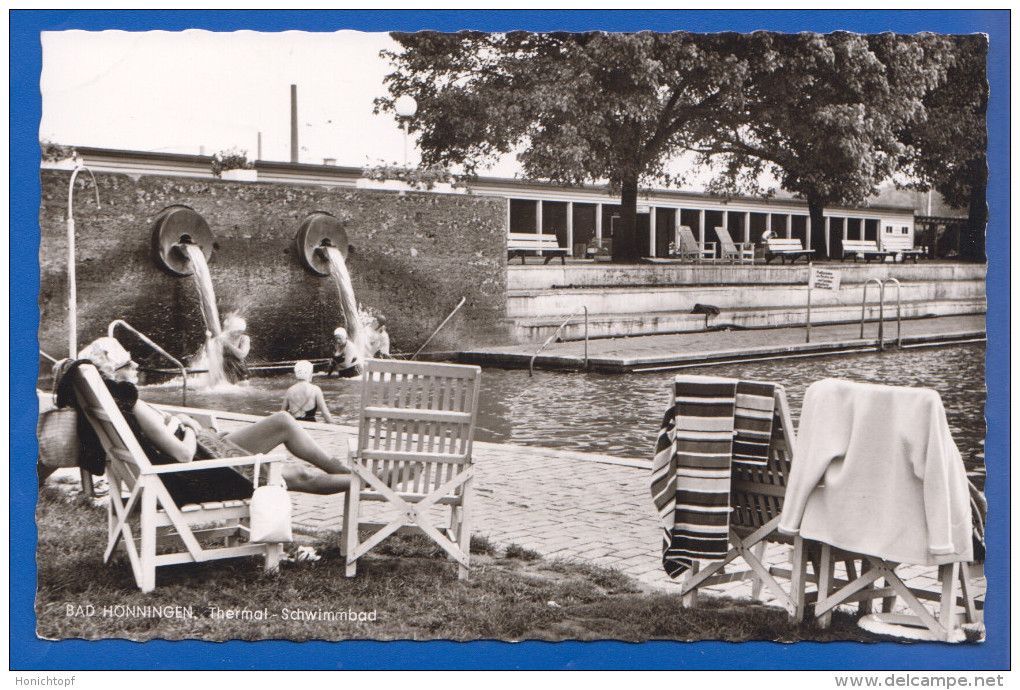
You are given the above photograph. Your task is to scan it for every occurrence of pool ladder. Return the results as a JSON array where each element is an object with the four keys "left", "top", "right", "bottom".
[
  {"left": 860, "top": 278, "right": 902, "bottom": 351},
  {"left": 108, "top": 319, "right": 190, "bottom": 405}
]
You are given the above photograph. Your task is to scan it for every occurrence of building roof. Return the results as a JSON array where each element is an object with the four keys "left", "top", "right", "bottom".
[{"left": 53, "top": 146, "right": 918, "bottom": 216}]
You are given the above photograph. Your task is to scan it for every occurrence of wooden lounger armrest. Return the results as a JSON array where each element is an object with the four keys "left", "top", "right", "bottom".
[
  {"left": 143, "top": 453, "right": 288, "bottom": 474},
  {"left": 702, "top": 241, "right": 717, "bottom": 252}
]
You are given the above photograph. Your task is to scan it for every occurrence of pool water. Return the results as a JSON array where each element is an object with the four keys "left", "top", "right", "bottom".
[{"left": 142, "top": 343, "right": 986, "bottom": 476}]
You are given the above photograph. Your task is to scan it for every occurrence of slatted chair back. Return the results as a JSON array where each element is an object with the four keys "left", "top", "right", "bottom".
[
  {"left": 344, "top": 359, "right": 482, "bottom": 579},
  {"left": 356, "top": 359, "right": 481, "bottom": 496},
  {"left": 674, "top": 226, "right": 715, "bottom": 261},
  {"left": 71, "top": 364, "right": 152, "bottom": 492},
  {"left": 714, "top": 226, "right": 755, "bottom": 263},
  {"left": 729, "top": 386, "right": 796, "bottom": 533},
  {"left": 673, "top": 380, "right": 807, "bottom": 618}
]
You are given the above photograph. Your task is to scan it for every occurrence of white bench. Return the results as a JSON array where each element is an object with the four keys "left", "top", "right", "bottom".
[
  {"left": 880, "top": 235, "right": 927, "bottom": 262},
  {"left": 841, "top": 239, "right": 897, "bottom": 263},
  {"left": 764, "top": 238, "right": 814, "bottom": 264},
  {"left": 507, "top": 233, "right": 568, "bottom": 264}
]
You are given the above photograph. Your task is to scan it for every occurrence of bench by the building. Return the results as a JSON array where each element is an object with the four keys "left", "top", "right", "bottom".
[
  {"left": 880, "top": 235, "right": 927, "bottom": 263},
  {"left": 841, "top": 239, "right": 897, "bottom": 263},
  {"left": 507, "top": 233, "right": 568, "bottom": 264},
  {"left": 764, "top": 238, "right": 814, "bottom": 264}
]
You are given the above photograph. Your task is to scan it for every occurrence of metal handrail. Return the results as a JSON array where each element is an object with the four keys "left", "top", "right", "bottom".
[
  {"left": 530, "top": 306, "right": 588, "bottom": 376},
  {"left": 412, "top": 296, "right": 467, "bottom": 360},
  {"left": 859, "top": 277, "right": 903, "bottom": 351},
  {"left": 883, "top": 278, "right": 903, "bottom": 349},
  {"left": 108, "top": 319, "right": 190, "bottom": 405}
]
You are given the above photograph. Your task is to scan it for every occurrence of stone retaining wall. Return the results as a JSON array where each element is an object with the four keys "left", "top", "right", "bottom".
[{"left": 39, "top": 171, "right": 509, "bottom": 364}]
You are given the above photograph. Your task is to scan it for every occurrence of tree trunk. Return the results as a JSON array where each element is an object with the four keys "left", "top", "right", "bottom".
[
  {"left": 612, "top": 177, "right": 640, "bottom": 263},
  {"left": 961, "top": 157, "right": 987, "bottom": 263},
  {"left": 807, "top": 196, "right": 828, "bottom": 260}
]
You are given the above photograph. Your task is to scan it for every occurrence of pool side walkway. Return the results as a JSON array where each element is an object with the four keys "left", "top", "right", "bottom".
[
  {"left": 201, "top": 418, "right": 984, "bottom": 614},
  {"left": 448, "top": 313, "right": 986, "bottom": 372}
]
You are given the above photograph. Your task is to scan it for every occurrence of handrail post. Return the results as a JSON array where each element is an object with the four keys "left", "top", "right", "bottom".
[
  {"left": 860, "top": 278, "right": 883, "bottom": 342},
  {"left": 878, "top": 281, "right": 885, "bottom": 351},
  {"left": 583, "top": 306, "right": 589, "bottom": 370},
  {"left": 530, "top": 306, "right": 585, "bottom": 376},
  {"left": 883, "top": 278, "right": 903, "bottom": 348},
  {"left": 412, "top": 296, "right": 467, "bottom": 360},
  {"left": 108, "top": 320, "right": 189, "bottom": 405}
]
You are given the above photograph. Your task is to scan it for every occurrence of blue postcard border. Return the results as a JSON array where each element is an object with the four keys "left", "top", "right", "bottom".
[{"left": 10, "top": 10, "right": 1010, "bottom": 670}]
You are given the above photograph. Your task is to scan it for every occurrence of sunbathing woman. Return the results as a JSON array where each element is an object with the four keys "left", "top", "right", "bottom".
[{"left": 77, "top": 337, "right": 350, "bottom": 496}]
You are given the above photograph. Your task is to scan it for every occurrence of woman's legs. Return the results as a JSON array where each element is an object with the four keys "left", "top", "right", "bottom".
[
  {"left": 225, "top": 411, "right": 347, "bottom": 474},
  {"left": 281, "top": 466, "right": 350, "bottom": 495}
]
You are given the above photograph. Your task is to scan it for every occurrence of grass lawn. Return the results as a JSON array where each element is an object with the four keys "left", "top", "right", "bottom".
[{"left": 36, "top": 487, "right": 890, "bottom": 643}]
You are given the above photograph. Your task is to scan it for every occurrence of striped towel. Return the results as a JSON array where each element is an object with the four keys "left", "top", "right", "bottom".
[
  {"left": 651, "top": 376, "right": 738, "bottom": 579},
  {"left": 733, "top": 381, "right": 777, "bottom": 466}
]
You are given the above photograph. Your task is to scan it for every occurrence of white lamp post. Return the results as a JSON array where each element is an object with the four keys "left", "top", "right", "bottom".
[{"left": 394, "top": 95, "right": 418, "bottom": 167}]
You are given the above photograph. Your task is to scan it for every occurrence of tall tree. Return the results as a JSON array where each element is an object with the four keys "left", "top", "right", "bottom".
[
  {"left": 896, "top": 35, "right": 988, "bottom": 261},
  {"left": 377, "top": 31, "right": 750, "bottom": 262},
  {"left": 695, "top": 32, "right": 950, "bottom": 258}
]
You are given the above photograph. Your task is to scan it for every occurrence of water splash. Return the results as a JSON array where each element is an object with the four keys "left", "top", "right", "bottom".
[
  {"left": 322, "top": 246, "right": 368, "bottom": 371},
  {"left": 180, "top": 243, "right": 228, "bottom": 387}
]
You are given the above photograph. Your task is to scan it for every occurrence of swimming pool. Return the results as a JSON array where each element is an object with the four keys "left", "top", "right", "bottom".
[{"left": 141, "top": 343, "right": 986, "bottom": 477}]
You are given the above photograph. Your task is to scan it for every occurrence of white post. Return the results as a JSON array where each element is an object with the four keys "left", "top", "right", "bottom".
[
  {"left": 744, "top": 211, "right": 751, "bottom": 244},
  {"left": 786, "top": 214, "right": 792, "bottom": 239},
  {"left": 825, "top": 216, "right": 831, "bottom": 259},
  {"left": 566, "top": 201, "right": 574, "bottom": 256},
  {"left": 698, "top": 209, "right": 706, "bottom": 244},
  {"left": 67, "top": 216, "right": 77, "bottom": 358},
  {"left": 595, "top": 203, "right": 603, "bottom": 241},
  {"left": 649, "top": 206, "right": 657, "bottom": 258},
  {"left": 535, "top": 200, "right": 543, "bottom": 235},
  {"left": 675, "top": 208, "right": 682, "bottom": 253},
  {"left": 806, "top": 262, "right": 813, "bottom": 343},
  {"left": 722, "top": 209, "right": 729, "bottom": 241},
  {"left": 767, "top": 212, "right": 772, "bottom": 237}
]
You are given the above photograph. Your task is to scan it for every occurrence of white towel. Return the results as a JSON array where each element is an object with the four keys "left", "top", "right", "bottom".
[{"left": 779, "top": 379, "right": 973, "bottom": 566}]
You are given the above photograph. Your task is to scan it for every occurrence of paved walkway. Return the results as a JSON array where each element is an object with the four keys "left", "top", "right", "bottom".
[
  {"left": 204, "top": 419, "right": 985, "bottom": 615},
  {"left": 456, "top": 314, "right": 985, "bottom": 372}
]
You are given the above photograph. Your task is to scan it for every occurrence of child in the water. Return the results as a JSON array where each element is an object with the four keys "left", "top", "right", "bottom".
[{"left": 282, "top": 360, "right": 335, "bottom": 423}]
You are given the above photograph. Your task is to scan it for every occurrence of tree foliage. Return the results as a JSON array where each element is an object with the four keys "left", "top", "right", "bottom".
[
  {"left": 697, "top": 31, "right": 953, "bottom": 257},
  {"left": 378, "top": 31, "right": 751, "bottom": 261},
  {"left": 896, "top": 34, "right": 987, "bottom": 259},
  {"left": 378, "top": 31, "right": 984, "bottom": 262}
]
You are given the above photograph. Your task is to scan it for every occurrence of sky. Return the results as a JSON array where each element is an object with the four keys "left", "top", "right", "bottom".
[{"left": 40, "top": 29, "right": 531, "bottom": 176}]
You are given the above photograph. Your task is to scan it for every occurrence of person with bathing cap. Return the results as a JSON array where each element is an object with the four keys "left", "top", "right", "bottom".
[
  {"left": 363, "top": 313, "right": 392, "bottom": 359},
  {"left": 325, "top": 326, "right": 361, "bottom": 378},
  {"left": 72, "top": 336, "right": 354, "bottom": 497},
  {"left": 216, "top": 315, "right": 251, "bottom": 383},
  {"left": 282, "top": 360, "right": 335, "bottom": 424}
]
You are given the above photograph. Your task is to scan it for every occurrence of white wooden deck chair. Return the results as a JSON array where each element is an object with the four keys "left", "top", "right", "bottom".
[
  {"left": 673, "top": 225, "right": 716, "bottom": 262},
  {"left": 677, "top": 383, "right": 806, "bottom": 618},
  {"left": 714, "top": 226, "right": 755, "bottom": 264},
  {"left": 343, "top": 359, "right": 482, "bottom": 579},
  {"left": 807, "top": 543, "right": 981, "bottom": 642},
  {"left": 784, "top": 379, "right": 982, "bottom": 641},
  {"left": 70, "top": 363, "right": 287, "bottom": 593}
]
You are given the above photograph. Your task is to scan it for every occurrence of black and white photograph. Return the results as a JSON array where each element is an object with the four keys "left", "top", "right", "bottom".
[{"left": 17, "top": 10, "right": 1007, "bottom": 671}]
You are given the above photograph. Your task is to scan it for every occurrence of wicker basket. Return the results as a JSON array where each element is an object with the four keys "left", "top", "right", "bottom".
[{"left": 37, "top": 407, "right": 79, "bottom": 468}]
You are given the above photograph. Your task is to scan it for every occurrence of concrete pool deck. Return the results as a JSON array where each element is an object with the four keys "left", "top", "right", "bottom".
[
  {"left": 448, "top": 313, "right": 985, "bottom": 372},
  {"left": 173, "top": 414, "right": 983, "bottom": 618}
]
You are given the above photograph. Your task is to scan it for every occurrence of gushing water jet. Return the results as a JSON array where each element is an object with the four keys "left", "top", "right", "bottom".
[{"left": 151, "top": 205, "right": 231, "bottom": 386}]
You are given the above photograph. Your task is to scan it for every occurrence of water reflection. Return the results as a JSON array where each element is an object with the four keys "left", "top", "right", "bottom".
[{"left": 142, "top": 344, "right": 986, "bottom": 474}]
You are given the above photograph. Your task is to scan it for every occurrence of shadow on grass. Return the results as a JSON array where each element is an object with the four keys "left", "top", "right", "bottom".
[{"left": 36, "top": 487, "right": 896, "bottom": 643}]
